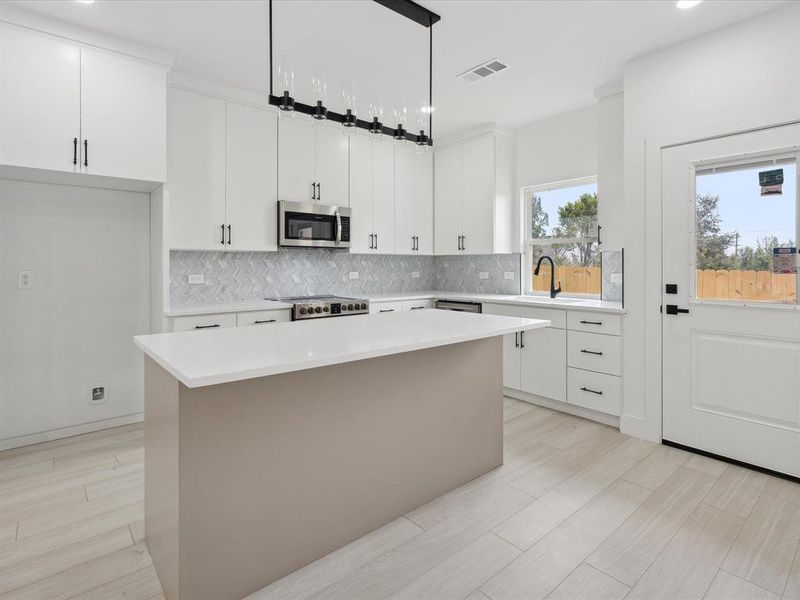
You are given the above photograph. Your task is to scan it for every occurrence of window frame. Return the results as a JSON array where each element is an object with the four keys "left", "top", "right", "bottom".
[
  {"left": 689, "top": 148, "right": 800, "bottom": 309},
  {"left": 522, "top": 175, "right": 600, "bottom": 297}
]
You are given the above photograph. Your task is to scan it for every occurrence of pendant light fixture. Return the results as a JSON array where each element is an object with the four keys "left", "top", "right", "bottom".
[{"left": 268, "top": 0, "right": 438, "bottom": 145}]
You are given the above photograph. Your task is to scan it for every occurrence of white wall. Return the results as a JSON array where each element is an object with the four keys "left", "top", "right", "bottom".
[
  {"left": 0, "top": 180, "right": 150, "bottom": 448},
  {"left": 621, "top": 3, "right": 800, "bottom": 441}
]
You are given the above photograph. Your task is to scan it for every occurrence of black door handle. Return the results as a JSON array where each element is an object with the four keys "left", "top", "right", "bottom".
[
  {"left": 580, "top": 349, "right": 604, "bottom": 356},
  {"left": 194, "top": 324, "right": 220, "bottom": 329},
  {"left": 665, "top": 304, "right": 689, "bottom": 315},
  {"left": 73, "top": 138, "right": 77, "bottom": 165},
  {"left": 83, "top": 139, "right": 88, "bottom": 167},
  {"left": 580, "top": 387, "right": 603, "bottom": 395}
]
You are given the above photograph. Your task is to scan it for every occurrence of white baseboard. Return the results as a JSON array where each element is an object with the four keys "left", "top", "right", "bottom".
[
  {"left": 504, "top": 388, "right": 620, "bottom": 428},
  {"left": 0, "top": 412, "right": 144, "bottom": 452}
]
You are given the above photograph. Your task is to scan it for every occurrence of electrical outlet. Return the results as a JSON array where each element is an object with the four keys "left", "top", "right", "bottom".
[
  {"left": 412, "top": 271, "right": 420, "bottom": 279},
  {"left": 504, "top": 272, "right": 515, "bottom": 280},
  {"left": 17, "top": 271, "right": 33, "bottom": 289},
  {"left": 188, "top": 273, "right": 205, "bottom": 285},
  {"left": 90, "top": 386, "right": 107, "bottom": 405},
  {"left": 479, "top": 272, "right": 489, "bottom": 280},
  {"left": 349, "top": 271, "right": 359, "bottom": 280}
]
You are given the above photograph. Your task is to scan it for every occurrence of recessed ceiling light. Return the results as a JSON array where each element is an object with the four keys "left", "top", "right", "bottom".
[{"left": 676, "top": 0, "right": 702, "bottom": 9}]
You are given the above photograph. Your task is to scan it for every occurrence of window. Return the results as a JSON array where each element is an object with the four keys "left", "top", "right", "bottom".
[
  {"left": 524, "top": 178, "right": 600, "bottom": 297},
  {"left": 694, "top": 156, "right": 798, "bottom": 304}
]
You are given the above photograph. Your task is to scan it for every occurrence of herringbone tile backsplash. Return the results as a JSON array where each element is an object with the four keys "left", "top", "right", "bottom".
[{"left": 170, "top": 249, "right": 522, "bottom": 306}]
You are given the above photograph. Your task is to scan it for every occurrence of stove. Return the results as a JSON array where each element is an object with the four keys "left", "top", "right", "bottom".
[{"left": 277, "top": 296, "right": 370, "bottom": 320}]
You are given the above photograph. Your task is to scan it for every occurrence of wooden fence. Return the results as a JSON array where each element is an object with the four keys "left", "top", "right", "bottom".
[
  {"left": 696, "top": 269, "right": 797, "bottom": 303},
  {"left": 532, "top": 266, "right": 797, "bottom": 303}
]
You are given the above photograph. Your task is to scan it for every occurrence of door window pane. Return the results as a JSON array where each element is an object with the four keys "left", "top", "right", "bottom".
[{"left": 695, "top": 160, "right": 797, "bottom": 304}]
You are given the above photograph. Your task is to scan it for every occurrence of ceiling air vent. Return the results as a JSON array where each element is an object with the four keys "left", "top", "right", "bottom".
[{"left": 457, "top": 58, "right": 509, "bottom": 83}]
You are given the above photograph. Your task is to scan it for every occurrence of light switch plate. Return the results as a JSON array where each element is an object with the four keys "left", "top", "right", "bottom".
[
  {"left": 412, "top": 271, "right": 420, "bottom": 279},
  {"left": 479, "top": 272, "right": 489, "bottom": 280},
  {"left": 349, "top": 271, "right": 359, "bottom": 280},
  {"left": 504, "top": 272, "right": 515, "bottom": 280},
  {"left": 188, "top": 273, "right": 204, "bottom": 285}
]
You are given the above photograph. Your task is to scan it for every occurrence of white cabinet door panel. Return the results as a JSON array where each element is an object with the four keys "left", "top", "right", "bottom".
[
  {"left": 460, "top": 134, "right": 494, "bottom": 254},
  {"left": 226, "top": 103, "right": 278, "bottom": 251},
  {"left": 167, "top": 89, "right": 226, "bottom": 250},
  {"left": 370, "top": 301, "right": 403, "bottom": 314},
  {"left": 278, "top": 116, "right": 315, "bottom": 202},
  {"left": 414, "top": 151, "right": 434, "bottom": 255},
  {"left": 567, "top": 368, "right": 621, "bottom": 416},
  {"left": 172, "top": 313, "right": 237, "bottom": 332},
  {"left": 503, "top": 334, "right": 521, "bottom": 390},
  {"left": 80, "top": 47, "right": 167, "bottom": 182},
  {"left": 314, "top": 125, "right": 349, "bottom": 206},
  {"left": 402, "top": 299, "right": 434, "bottom": 311},
  {"left": 371, "top": 140, "right": 395, "bottom": 254},
  {"left": 520, "top": 327, "right": 566, "bottom": 402},
  {"left": 348, "top": 135, "right": 374, "bottom": 253},
  {"left": 236, "top": 310, "right": 291, "bottom": 326},
  {"left": 394, "top": 145, "right": 416, "bottom": 254},
  {"left": 0, "top": 24, "right": 80, "bottom": 173},
  {"left": 567, "top": 331, "right": 621, "bottom": 376},
  {"left": 567, "top": 311, "right": 622, "bottom": 336},
  {"left": 434, "top": 144, "right": 462, "bottom": 255}
]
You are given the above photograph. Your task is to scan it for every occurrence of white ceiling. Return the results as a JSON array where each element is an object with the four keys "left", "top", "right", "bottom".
[{"left": 6, "top": 0, "right": 789, "bottom": 138}]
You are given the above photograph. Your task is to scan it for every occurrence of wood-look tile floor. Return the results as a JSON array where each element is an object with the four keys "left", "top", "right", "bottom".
[{"left": 1, "top": 398, "right": 798, "bottom": 600}]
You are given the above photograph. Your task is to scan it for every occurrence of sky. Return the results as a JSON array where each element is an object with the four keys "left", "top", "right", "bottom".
[
  {"left": 696, "top": 163, "right": 796, "bottom": 250},
  {"left": 527, "top": 182, "right": 598, "bottom": 237}
]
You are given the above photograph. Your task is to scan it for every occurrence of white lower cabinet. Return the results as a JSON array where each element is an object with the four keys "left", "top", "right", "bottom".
[
  {"left": 172, "top": 313, "right": 237, "bottom": 332},
  {"left": 402, "top": 299, "right": 435, "bottom": 311},
  {"left": 520, "top": 327, "right": 567, "bottom": 402},
  {"left": 567, "top": 368, "right": 621, "bottom": 415},
  {"left": 236, "top": 310, "right": 291, "bottom": 327},
  {"left": 567, "top": 330, "right": 621, "bottom": 375},
  {"left": 370, "top": 301, "right": 404, "bottom": 315}
]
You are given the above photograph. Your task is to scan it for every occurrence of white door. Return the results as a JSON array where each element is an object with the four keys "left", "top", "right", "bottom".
[
  {"left": 166, "top": 89, "right": 226, "bottom": 250},
  {"left": 347, "top": 135, "right": 374, "bottom": 253},
  {"left": 662, "top": 124, "right": 800, "bottom": 477},
  {"left": 520, "top": 327, "right": 567, "bottom": 402},
  {"left": 461, "top": 134, "right": 495, "bottom": 255},
  {"left": 394, "top": 145, "right": 416, "bottom": 255},
  {"left": 225, "top": 103, "right": 278, "bottom": 251},
  {"left": 314, "top": 125, "right": 349, "bottom": 207},
  {"left": 371, "top": 140, "right": 395, "bottom": 254},
  {"left": 80, "top": 46, "right": 167, "bottom": 182},
  {"left": 434, "top": 144, "right": 462, "bottom": 254},
  {"left": 503, "top": 335, "right": 521, "bottom": 390},
  {"left": 278, "top": 116, "right": 315, "bottom": 203},
  {"left": 0, "top": 24, "right": 80, "bottom": 173},
  {"left": 414, "top": 151, "right": 434, "bottom": 255}
]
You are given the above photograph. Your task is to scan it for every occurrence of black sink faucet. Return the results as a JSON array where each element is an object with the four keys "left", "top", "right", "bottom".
[{"left": 534, "top": 255, "right": 561, "bottom": 298}]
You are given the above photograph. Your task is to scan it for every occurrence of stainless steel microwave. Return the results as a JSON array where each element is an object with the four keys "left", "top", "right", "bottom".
[{"left": 278, "top": 201, "right": 351, "bottom": 249}]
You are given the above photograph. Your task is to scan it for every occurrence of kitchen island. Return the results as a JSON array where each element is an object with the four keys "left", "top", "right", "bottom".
[{"left": 134, "top": 309, "right": 549, "bottom": 600}]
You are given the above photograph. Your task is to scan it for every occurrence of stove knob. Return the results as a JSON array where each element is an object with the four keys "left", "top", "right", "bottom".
[
  {"left": 314, "top": 306, "right": 322, "bottom": 314},
  {"left": 360, "top": 303, "right": 367, "bottom": 310},
  {"left": 323, "top": 306, "right": 329, "bottom": 312},
  {"left": 347, "top": 304, "right": 354, "bottom": 310},
  {"left": 299, "top": 307, "right": 307, "bottom": 315}
]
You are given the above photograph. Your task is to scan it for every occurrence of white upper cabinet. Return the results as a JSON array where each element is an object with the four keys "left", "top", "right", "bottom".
[
  {"left": 348, "top": 135, "right": 394, "bottom": 254},
  {"left": 278, "top": 117, "right": 348, "bottom": 206},
  {"left": 167, "top": 89, "right": 226, "bottom": 250},
  {"left": 0, "top": 23, "right": 80, "bottom": 174},
  {"left": 225, "top": 102, "right": 278, "bottom": 252},
  {"left": 167, "top": 88, "right": 278, "bottom": 252},
  {"left": 80, "top": 47, "right": 167, "bottom": 182},
  {"left": 395, "top": 146, "right": 433, "bottom": 255},
  {"left": 0, "top": 23, "right": 167, "bottom": 183},
  {"left": 433, "top": 131, "right": 514, "bottom": 255}
]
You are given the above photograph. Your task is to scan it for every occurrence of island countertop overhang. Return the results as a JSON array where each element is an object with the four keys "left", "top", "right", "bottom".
[{"left": 134, "top": 309, "right": 550, "bottom": 388}]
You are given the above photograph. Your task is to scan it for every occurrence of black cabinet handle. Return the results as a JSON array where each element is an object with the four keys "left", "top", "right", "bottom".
[
  {"left": 410, "top": 306, "right": 426, "bottom": 310},
  {"left": 221, "top": 224, "right": 226, "bottom": 245},
  {"left": 379, "top": 309, "right": 394, "bottom": 313},
  {"left": 369, "top": 233, "right": 374, "bottom": 249},
  {"left": 227, "top": 224, "right": 232, "bottom": 245},
  {"left": 72, "top": 138, "right": 77, "bottom": 165},
  {"left": 520, "top": 331, "right": 524, "bottom": 348},
  {"left": 194, "top": 324, "right": 220, "bottom": 329},
  {"left": 580, "top": 386, "right": 603, "bottom": 395},
  {"left": 254, "top": 319, "right": 276, "bottom": 324},
  {"left": 580, "top": 349, "right": 604, "bottom": 356},
  {"left": 515, "top": 332, "right": 520, "bottom": 348},
  {"left": 462, "top": 235, "right": 466, "bottom": 251},
  {"left": 317, "top": 183, "right": 321, "bottom": 202},
  {"left": 311, "top": 182, "right": 316, "bottom": 200},
  {"left": 579, "top": 320, "right": 603, "bottom": 326},
  {"left": 83, "top": 139, "right": 88, "bottom": 167},
  {"left": 374, "top": 233, "right": 378, "bottom": 250}
]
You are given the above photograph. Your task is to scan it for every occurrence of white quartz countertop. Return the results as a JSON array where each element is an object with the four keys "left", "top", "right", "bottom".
[
  {"left": 135, "top": 310, "right": 549, "bottom": 388},
  {"left": 166, "top": 291, "right": 624, "bottom": 317}
]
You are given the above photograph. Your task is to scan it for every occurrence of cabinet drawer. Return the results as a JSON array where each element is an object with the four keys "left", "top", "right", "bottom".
[
  {"left": 172, "top": 313, "right": 236, "bottom": 332},
  {"left": 567, "top": 331, "right": 621, "bottom": 375},
  {"left": 236, "top": 309, "right": 291, "bottom": 327},
  {"left": 567, "top": 368, "right": 620, "bottom": 416},
  {"left": 567, "top": 311, "right": 621, "bottom": 336},
  {"left": 402, "top": 299, "right": 434, "bottom": 311},
  {"left": 482, "top": 303, "right": 566, "bottom": 329},
  {"left": 370, "top": 301, "right": 403, "bottom": 315}
]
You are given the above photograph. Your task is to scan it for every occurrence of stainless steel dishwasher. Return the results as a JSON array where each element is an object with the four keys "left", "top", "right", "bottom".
[{"left": 434, "top": 300, "right": 482, "bottom": 313}]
